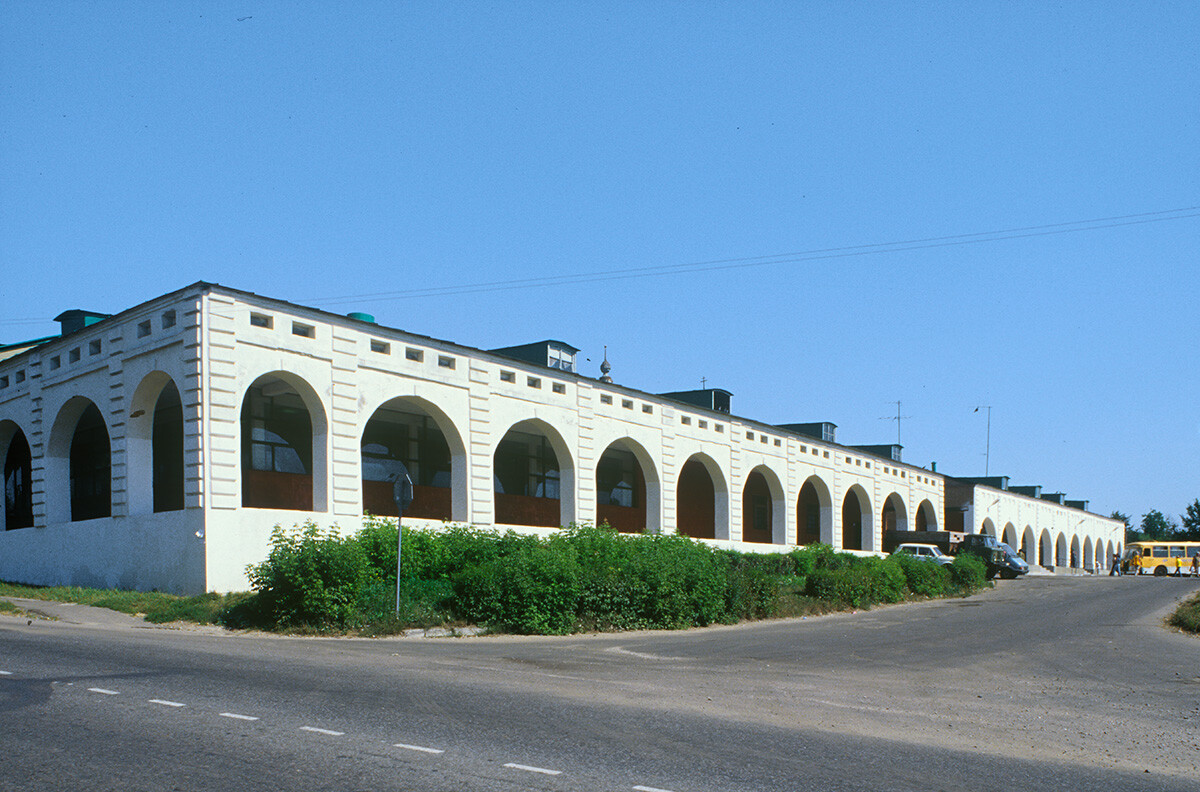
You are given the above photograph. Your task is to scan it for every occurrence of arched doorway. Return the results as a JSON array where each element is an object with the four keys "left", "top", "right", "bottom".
[
  {"left": 677, "top": 455, "right": 722, "bottom": 540},
  {"left": 741, "top": 469, "right": 773, "bottom": 544},
  {"left": 915, "top": 499, "right": 938, "bottom": 532},
  {"left": 797, "top": 475, "right": 831, "bottom": 545},
  {"left": 1039, "top": 529, "right": 1053, "bottom": 566},
  {"left": 881, "top": 493, "right": 907, "bottom": 538},
  {"left": 842, "top": 486, "right": 871, "bottom": 551}
]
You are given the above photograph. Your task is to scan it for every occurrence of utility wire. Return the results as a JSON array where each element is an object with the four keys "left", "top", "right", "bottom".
[
  {"left": 305, "top": 206, "right": 1199, "bottom": 307},
  {"left": 3, "top": 206, "right": 1196, "bottom": 324}
]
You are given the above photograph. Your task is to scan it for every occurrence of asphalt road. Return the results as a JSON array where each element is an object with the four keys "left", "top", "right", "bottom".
[{"left": 2, "top": 575, "right": 1198, "bottom": 792}]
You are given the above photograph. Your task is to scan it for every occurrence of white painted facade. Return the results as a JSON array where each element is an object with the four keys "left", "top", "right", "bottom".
[{"left": 0, "top": 283, "right": 1123, "bottom": 593}]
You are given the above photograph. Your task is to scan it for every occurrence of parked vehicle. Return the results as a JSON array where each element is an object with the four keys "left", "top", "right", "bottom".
[
  {"left": 955, "top": 533, "right": 1007, "bottom": 579},
  {"left": 1123, "top": 541, "right": 1200, "bottom": 576},
  {"left": 892, "top": 543, "right": 954, "bottom": 566},
  {"left": 997, "top": 542, "right": 1029, "bottom": 579}
]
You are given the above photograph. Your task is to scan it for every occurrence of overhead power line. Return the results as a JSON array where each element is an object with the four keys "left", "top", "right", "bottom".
[{"left": 303, "top": 205, "right": 1199, "bottom": 307}]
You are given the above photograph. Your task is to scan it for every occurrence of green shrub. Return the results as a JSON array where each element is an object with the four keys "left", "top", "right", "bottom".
[
  {"left": 454, "top": 534, "right": 582, "bottom": 634},
  {"left": 242, "top": 522, "right": 380, "bottom": 628},
  {"left": 891, "top": 554, "right": 950, "bottom": 597},
  {"left": 805, "top": 555, "right": 906, "bottom": 608},
  {"left": 948, "top": 553, "right": 988, "bottom": 592}
]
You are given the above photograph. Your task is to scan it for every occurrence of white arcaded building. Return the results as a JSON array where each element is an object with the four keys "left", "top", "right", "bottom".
[{"left": 0, "top": 283, "right": 1123, "bottom": 593}]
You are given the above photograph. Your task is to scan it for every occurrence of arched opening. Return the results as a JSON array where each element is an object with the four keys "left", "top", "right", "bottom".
[
  {"left": 1003, "top": 523, "right": 1018, "bottom": 551},
  {"left": 596, "top": 440, "right": 651, "bottom": 534},
  {"left": 842, "top": 486, "right": 871, "bottom": 551},
  {"left": 1083, "top": 537, "right": 1095, "bottom": 571},
  {"left": 1056, "top": 534, "right": 1068, "bottom": 567},
  {"left": 1070, "top": 535, "right": 1081, "bottom": 569},
  {"left": 677, "top": 455, "right": 721, "bottom": 540},
  {"left": 1039, "top": 529, "right": 1053, "bottom": 567},
  {"left": 2, "top": 424, "right": 33, "bottom": 530},
  {"left": 152, "top": 381, "right": 184, "bottom": 512},
  {"left": 361, "top": 399, "right": 461, "bottom": 521},
  {"left": 981, "top": 519, "right": 996, "bottom": 537},
  {"left": 70, "top": 403, "right": 111, "bottom": 521},
  {"left": 241, "top": 375, "right": 318, "bottom": 511},
  {"left": 741, "top": 469, "right": 773, "bottom": 544},
  {"left": 1022, "top": 526, "right": 1035, "bottom": 561},
  {"left": 797, "top": 475, "right": 831, "bottom": 545},
  {"left": 493, "top": 421, "right": 572, "bottom": 528},
  {"left": 915, "top": 499, "right": 938, "bottom": 532},
  {"left": 881, "top": 493, "right": 908, "bottom": 539}
]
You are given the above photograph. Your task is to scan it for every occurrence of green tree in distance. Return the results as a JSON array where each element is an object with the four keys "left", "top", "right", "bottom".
[
  {"left": 1181, "top": 499, "right": 1200, "bottom": 541},
  {"left": 1138, "top": 509, "right": 1179, "bottom": 540}
]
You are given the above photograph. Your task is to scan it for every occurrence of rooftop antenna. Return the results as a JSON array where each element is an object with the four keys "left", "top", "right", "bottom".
[
  {"left": 878, "top": 400, "right": 911, "bottom": 445},
  {"left": 700, "top": 376, "right": 707, "bottom": 388},
  {"left": 974, "top": 405, "right": 992, "bottom": 476}
]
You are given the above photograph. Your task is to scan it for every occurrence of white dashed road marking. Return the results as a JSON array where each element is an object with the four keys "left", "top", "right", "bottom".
[
  {"left": 0, "top": 670, "right": 12, "bottom": 675},
  {"left": 55, "top": 675, "right": 690, "bottom": 791},
  {"left": 300, "top": 726, "right": 344, "bottom": 736},
  {"left": 504, "top": 763, "right": 561, "bottom": 776},
  {"left": 393, "top": 743, "right": 444, "bottom": 754}
]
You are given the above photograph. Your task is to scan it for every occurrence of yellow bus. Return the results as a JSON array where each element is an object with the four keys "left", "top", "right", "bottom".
[{"left": 1122, "top": 541, "right": 1200, "bottom": 576}]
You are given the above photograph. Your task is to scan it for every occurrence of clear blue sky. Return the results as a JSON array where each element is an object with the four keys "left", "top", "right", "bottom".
[{"left": 2, "top": 2, "right": 1197, "bottom": 526}]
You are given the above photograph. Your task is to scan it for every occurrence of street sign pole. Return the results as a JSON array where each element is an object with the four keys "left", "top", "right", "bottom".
[{"left": 391, "top": 468, "right": 414, "bottom": 619}]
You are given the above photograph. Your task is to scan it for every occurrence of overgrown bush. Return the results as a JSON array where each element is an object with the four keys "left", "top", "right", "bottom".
[
  {"left": 455, "top": 533, "right": 582, "bottom": 634},
  {"left": 239, "top": 522, "right": 380, "bottom": 628},
  {"left": 218, "top": 520, "right": 991, "bottom": 634},
  {"left": 891, "top": 553, "right": 951, "bottom": 597},
  {"left": 948, "top": 553, "right": 988, "bottom": 592}
]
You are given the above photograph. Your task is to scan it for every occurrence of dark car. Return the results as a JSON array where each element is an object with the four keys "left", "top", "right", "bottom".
[
  {"left": 997, "top": 542, "right": 1029, "bottom": 579},
  {"left": 956, "top": 534, "right": 1007, "bottom": 579}
]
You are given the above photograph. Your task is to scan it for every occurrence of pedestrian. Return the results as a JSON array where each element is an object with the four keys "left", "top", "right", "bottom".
[
  {"left": 1192, "top": 551, "right": 1199, "bottom": 578},
  {"left": 1109, "top": 551, "right": 1121, "bottom": 577}
]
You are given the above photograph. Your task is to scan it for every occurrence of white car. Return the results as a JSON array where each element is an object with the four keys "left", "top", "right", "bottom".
[{"left": 892, "top": 543, "right": 954, "bottom": 565}]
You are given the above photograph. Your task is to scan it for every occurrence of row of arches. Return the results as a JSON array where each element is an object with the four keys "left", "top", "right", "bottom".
[
  {"left": 239, "top": 373, "right": 938, "bottom": 547},
  {"left": 981, "top": 520, "right": 1120, "bottom": 570},
  {"left": 3, "top": 370, "right": 941, "bottom": 550},
  {"left": 2, "top": 380, "right": 184, "bottom": 530}
]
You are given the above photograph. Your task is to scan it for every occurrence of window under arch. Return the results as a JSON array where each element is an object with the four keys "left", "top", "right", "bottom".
[
  {"left": 596, "top": 444, "right": 646, "bottom": 533},
  {"left": 241, "top": 380, "right": 313, "bottom": 510},
  {"left": 361, "top": 402, "right": 452, "bottom": 520},
  {"left": 493, "top": 429, "right": 561, "bottom": 528}
]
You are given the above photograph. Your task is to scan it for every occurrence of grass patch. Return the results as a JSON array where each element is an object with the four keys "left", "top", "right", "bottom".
[
  {"left": 0, "top": 581, "right": 247, "bottom": 625},
  {"left": 1168, "top": 591, "right": 1200, "bottom": 634}
]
